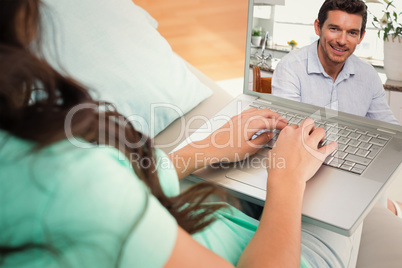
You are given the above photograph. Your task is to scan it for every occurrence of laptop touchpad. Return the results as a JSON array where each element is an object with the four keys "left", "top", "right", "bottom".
[{"left": 225, "top": 167, "right": 268, "bottom": 190}]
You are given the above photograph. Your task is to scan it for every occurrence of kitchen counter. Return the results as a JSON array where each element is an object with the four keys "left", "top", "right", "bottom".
[
  {"left": 381, "top": 76, "right": 402, "bottom": 92},
  {"left": 249, "top": 57, "right": 278, "bottom": 73}
]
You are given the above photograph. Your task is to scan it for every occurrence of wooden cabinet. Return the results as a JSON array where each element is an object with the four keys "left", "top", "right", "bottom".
[{"left": 389, "top": 91, "right": 402, "bottom": 124}]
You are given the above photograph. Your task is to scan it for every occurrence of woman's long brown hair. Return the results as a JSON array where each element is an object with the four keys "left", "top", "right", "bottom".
[{"left": 0, "top": 0, "right": 229, "bottom": 262}]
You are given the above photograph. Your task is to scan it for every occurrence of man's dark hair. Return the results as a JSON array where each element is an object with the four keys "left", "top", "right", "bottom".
[{"left": 317, "top": 0, "right": 367, "bottom": 37}]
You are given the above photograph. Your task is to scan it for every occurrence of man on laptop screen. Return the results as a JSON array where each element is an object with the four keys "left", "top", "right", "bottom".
[{"left": 272, "top": 0, "right": 398, "bottom": 125}]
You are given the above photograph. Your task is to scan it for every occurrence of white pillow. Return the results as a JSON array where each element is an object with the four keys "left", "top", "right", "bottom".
[{"left": 40, "top": 0, "right": 212, "bottom": 138}]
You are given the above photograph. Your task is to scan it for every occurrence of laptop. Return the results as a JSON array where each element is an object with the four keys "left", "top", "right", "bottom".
[{"left": 173, "top": 0, "right": 402, "bottom": 236}]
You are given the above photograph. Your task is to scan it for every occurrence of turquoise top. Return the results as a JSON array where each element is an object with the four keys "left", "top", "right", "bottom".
[{"left": 0, "top": 131, "right": 311, "bottom": 267}]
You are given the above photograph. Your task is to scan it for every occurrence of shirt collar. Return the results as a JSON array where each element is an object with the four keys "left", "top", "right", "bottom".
[{"left": 307, "top": 40, "right": 356, "bottom": 77}]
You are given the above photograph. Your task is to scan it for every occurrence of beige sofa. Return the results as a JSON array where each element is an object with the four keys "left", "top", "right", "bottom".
[{"left": 155, "top": 62, "right": 402, "bottom": 268}]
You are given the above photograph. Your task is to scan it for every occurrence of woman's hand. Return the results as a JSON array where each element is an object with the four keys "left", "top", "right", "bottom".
[
  {"left": 199, "top": 108, "right": 288, "bottom": 162},
  {"left": 169, "top": 108, "right": 288, "bottom": 179},
  {"left": 267, "top": 118, "right": 337, "bottom": 185},
  {"left": 237, "top": 118, "right": 337, "bottom": 268}
]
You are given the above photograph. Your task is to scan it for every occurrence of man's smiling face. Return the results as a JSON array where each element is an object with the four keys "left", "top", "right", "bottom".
[{"left": 315, "top": 10, "right": 365, "bottom": 67}]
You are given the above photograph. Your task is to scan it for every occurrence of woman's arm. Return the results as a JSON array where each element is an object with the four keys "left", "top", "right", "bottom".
[
  {"left": 238, "top": 119, "right": 336, "bottom": 267},
  {"left": 168, "top": 108, "right": 288, "bottom": 180},
  {"left": 164, "top": 119, "right": 336, "bottom": 267}
]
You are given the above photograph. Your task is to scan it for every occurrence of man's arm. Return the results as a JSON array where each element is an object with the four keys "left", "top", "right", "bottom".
[
  {"left": 366, "top": 75, "right": 400, "bottom": 125},
  {"left": 271, "top": 59, "right": 302, "bottom": 101}
]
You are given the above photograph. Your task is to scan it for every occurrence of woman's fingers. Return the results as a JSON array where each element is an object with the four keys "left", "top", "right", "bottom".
[
  {"left": 309, "top": 127, "right": 326, "bottom": 144},
  {"left": 299, "top": 118, "right": 315, "bottom": 137},
  {"left": 243, "top": 108, "right": 288, "bottom": 124},
  {"left": 318, "top": 140, "right": 337, "bottom": 155},
  {"left": 249, "top": 131, "right": 273, "bottom": 148},
  {"left": 300, "top": 119, "right": 326, "bottom": 145},
  {"left": 242, "top": 114, "right": 288, "bottom": 137},
  {"left": 246, "top": 118, "right": 288, "bottom": 136},
  {"left": 253, "top": 108, "right": 288, "bottom": 123},
  {"left": 297, "top": 119, "right": 336, "bottom": 161}
]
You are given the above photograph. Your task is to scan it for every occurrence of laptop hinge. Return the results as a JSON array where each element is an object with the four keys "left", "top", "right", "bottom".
[
  {"left": 377, "top": 128, "right": 396, "bottom": 135},
  {"left": 255, "top": 98, "right": 272, "bottom": 105}
]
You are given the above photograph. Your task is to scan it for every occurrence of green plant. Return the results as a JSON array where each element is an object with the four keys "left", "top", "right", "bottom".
[
  {"left": 371, "top": 0, "right": 402, "bottom": 41},
  {"left": 252, "top": 29, "right": 261, "bottom": 37}
]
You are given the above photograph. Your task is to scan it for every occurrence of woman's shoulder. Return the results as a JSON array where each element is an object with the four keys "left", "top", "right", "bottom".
[
  {"left": 0, "top": 131, "right": 179, "bottom": 204},
  {"left": 0, "top": 131, "right": 146, "bottom": 212},
  {"left": 0, "top": 133, "right": 178, "bottom": 267},
  {"left": 42, "top": 140, "right": 179, "bottom": 267},
  {"left": 0, "top": 132, "right": 149, "bottom": 222}
]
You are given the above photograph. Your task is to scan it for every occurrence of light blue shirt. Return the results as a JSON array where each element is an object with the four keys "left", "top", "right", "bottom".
[{"left": 272, "top": 40, "right": 399, "bottom": 125}]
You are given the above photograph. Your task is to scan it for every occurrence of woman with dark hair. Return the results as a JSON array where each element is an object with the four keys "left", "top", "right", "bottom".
[{"left": 0, "top": 0, "right": 366, "bottom": 267}]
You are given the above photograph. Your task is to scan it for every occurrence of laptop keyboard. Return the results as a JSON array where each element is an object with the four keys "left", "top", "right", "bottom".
[{"left": 250, "top": 101, "right": 391, "bottom": 175}]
